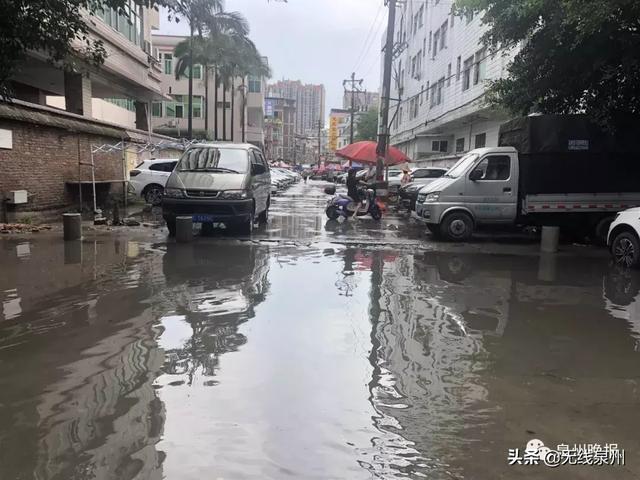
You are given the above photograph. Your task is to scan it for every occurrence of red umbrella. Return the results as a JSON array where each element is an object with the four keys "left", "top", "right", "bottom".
[{"left": 335, "top": 141, "right": 410, "bottom": 166}]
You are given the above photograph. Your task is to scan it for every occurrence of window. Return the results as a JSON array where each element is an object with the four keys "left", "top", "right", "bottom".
[
  {"left": 192, "top": 64, "right": 202, "bottom": 80},
  {"left": 248, "top": 76, "right": 261, "bottom": 93},
  {"left": 431, "top": 141, "right": 449, "bottom": 153},
  {"left": 432, "top": 30, "right": 440, "bottom": 58},
  {"left": 436, "top": 77, "right": 444, "bottom": 105},
  {"left": 451, "top": 9, "right": 455, "bottom": 28},
  {"left": 414, "top": 168, "right": 446, "bottom": 178},
  {"left": 192, "top": 95, "right": 203, "bottom": 118},
  {"left": 152, "top": 102, "right": 163, "bottom": 117},
  {"left": 440, "top": 21, "right": 448, "bottom": 50},
  {"left": 474, "top": 48, "right": 487, "bottom": 85},
  {"left": 463, "top": 56, "right": 474, "bottom": 90},
  {"left": 216, "top": 102, "right": 232, "bottom": 108},
  {"left": 163, "top": 53, "right": 172, "bottom": 75},
  {"left": 150, "top": 161, "right": 177, "bottom": 172},
  {"left": 428, "top": 31, "right": 432, "bottom": 54},
  {"left": 430, "top": 83, "right": 437, "bottom": 108},
  {"left": 471, "top": 155, "right": 511, "bottom": 180},
  {"left": 420, "top": 85, "right": 424, "bottom": 105},
  {"left": 178, "top": 147, "right": 250, "bottom": 173},
  {"left": 99, "top": 1, "right": 143, "bottom": 46},
  {"left": 423, "top": 39, "right": 426, "bottom": 57},
  {"left": 456, "top": 56, "right": 462, "bottom": 81},
  {"left": 425, "top": 81, "right": 429, "bottom": 104},
  {"left": 165, "top": 102, "right": 176, "bottom": 118},
  {"left": 418, "top": 6, "right": 424, "bottom": 28},
  {"left": 475, "top": 132, "right": 487, "bottom": 148},
  {"left": 456, "top": 138, "right": 465, "bottom": 152},
  {"left": 447, "top": 63, "right": 452, "bottom": 86}
]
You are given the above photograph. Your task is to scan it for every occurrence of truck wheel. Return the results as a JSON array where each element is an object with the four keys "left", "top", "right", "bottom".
[
  {"left": 594, "top": 216, "right": 615, "bottom": 246},
  {"left": 440, "top": 212, "right": 473, "bottom": 242},
  {"left": 612, "top": 232, "right": 640, "bottom": 268},
  {"left": 427, "top": 224, "right": 440, "bottom": 236}
]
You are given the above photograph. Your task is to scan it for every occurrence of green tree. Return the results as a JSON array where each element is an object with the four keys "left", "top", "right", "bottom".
[
  {"left": 455, "top": 0, "right": 640, "bottom": 129},
  {"left": 173, "top": 11, "right": 249, "bottom": 136},
  {"left": 355, "top": 107, "right": 379, "bottom": 142}
]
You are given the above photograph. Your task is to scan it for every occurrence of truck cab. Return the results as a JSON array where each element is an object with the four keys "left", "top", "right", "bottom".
[{"left": 415, "top": 147, "right": 519, "bottom": 240}]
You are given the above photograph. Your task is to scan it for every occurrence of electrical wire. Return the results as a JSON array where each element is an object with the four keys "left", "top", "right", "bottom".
[{"left": 352, "top": 2, "right": 386, "bottom": 72}]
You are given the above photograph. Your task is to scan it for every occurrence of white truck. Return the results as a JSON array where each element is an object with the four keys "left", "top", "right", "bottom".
[{"left": 415, "top": 115, "right": 640, "bottom": 241}]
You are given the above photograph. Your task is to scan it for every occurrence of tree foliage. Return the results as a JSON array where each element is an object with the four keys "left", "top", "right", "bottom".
[
  {"left": 355, "top": 107, "right": 378, "bottom": 142},
  {"left": 455, "top": 0, "right": 640, "bottom": 129},
  {"left": 0, "top": 0, "right": 247, "bottom": 98}
]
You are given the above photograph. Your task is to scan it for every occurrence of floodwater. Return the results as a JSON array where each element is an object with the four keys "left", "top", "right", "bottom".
[{"left": 1, "top": 182, "right": 640, "bottom": 480}]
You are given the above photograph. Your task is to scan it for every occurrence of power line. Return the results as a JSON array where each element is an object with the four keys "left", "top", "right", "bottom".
[{"left": 352, "top": 2, "right": 385, "bottom": 72}]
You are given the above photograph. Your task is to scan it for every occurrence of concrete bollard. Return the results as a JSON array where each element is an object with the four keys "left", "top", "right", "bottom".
[
  {"left": 537, "top": 253, "right": 558, "bottom": 282},
  {"left": 175, "top": 216, "right": 193, "bottom": 243},
  {"left": 64, "top": 240, "right": 82, "bottom": 264},
  {"left": 63, "top": 213, "right": 82, "bottom": 241},
  {"left": 540, "top": 226, "right": 560, "bottom": 253}
]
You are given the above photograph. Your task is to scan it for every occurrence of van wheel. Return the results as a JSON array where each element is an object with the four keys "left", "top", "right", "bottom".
[
  {"left": 238, "top": 213, "right": 254, "bottom": 236},
  {"left": 441, "top": 212, "right": 473, "bottom": 242},
  {"left": 612, "top": 232, "right": 640, "bottom": 268},
  {"left": 166, "top": 220, "right": 176, "bottom": 237}
]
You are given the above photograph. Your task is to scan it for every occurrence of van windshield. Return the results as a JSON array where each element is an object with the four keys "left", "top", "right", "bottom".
[
  {"left": 178, "top": 147, "right": 249, "bottom": 173},
  {"left": 445, "top": 153, "right": 479, "bottom": 178}
]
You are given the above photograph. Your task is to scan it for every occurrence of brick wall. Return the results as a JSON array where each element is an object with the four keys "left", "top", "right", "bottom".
[{"left": 0, "top": 119, "right": 124, "bottom": 212}]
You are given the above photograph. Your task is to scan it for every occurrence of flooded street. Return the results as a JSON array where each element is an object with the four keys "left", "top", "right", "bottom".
[{"left": 1, "top": 182, "right": 640, "bottom": 480}]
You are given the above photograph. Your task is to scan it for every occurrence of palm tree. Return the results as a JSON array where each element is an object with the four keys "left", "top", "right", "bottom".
[
  {"left": 216, "top": 35, "right": 271, "bottom": 142},
  {"left": 173, "top": 9, "right": 249, "bottom": 140}
]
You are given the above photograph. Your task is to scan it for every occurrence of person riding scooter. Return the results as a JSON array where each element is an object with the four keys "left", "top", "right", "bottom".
[{"left": 346, "top": 168, "right": 371, "bottom": 218}]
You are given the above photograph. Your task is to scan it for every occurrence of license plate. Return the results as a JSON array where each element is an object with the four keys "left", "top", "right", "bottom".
[{"left": 192, "top": 214, "right": 215, "bottom": 223}]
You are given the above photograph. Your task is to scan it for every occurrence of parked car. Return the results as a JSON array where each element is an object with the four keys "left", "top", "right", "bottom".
[
  {"left": 608, "top": 208, "right": 640, "bottom": 267},
  {"left": 387, "top": 169, "right": 405, "bottom": 192},
  {"left": 162, "top": 143, "right": 271, "bottom": 236},
  {"left": 398, "top": 168, "right": 447, "bottom": 210},
  {"left": 129, "top": 158, "right": 179, "bottom": 205}
]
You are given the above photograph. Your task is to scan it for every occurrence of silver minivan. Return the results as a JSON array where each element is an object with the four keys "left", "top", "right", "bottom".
[{"left": 162, "top": 143, "right": 271, "bottom": 236}]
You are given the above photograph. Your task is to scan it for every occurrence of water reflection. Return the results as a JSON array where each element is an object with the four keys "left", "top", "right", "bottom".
[
  {"left": 157, "top": 243, "right": 270, "bottom": 386},
  {"left": 0, "top": 239, "right": 165, "bottom": 480},
  {"left": 361, "top": 250, "right": 640, "bottom": 478}
]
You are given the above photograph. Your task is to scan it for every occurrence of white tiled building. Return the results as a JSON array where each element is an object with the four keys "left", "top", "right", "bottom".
[{"left": 387, "top": 1, "right": 518, "bottom": 168}]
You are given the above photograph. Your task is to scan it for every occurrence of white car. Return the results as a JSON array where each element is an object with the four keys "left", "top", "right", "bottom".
[
  {"left": 608, "top": 208, "right": 640, "bottom": 267},
  {"left": 129, "top": 158, "right": 179, "bottom": 205}
]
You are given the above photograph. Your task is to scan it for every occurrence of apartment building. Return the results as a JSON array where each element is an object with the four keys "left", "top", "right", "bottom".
[
  {"left": 268, "top": 80, "right": 325, "bottom": 136},
  {"left": 150, "top": 34, "right": 267, "bottom": 147},
  {"left": 342, "top": 91, "right": 380, "bottom": 113},
  {"left": 387, "top": 1, "right": 518, "bottom": 167},
  {"left": 264, "top": 97, "right": 296, "bottom": 163},
  {"left": 9, "top": 2, "right": 164, "bottom": 130}
]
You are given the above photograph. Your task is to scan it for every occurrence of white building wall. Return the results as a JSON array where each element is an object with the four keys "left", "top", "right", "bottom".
[{"left": 388, "top": 1, "right": 518, "bottom": 165}]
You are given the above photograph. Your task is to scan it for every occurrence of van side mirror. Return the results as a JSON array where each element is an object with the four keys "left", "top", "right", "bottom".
[
  {"left": 252, "top": 164, "right": 266, "bottom": 175},
  {"left": 469, "top": 169, "right": 483, "bottom": 181}
]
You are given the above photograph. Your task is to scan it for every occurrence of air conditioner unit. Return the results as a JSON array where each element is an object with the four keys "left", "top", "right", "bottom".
[
  {"left": 144, "top": 40, "right": 152, "bottom": 54},
  {"left": 7, "top": 190, "right": 28, "bottom": 204}
]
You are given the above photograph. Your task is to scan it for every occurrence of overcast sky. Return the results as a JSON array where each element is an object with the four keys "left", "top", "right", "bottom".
[{"left": 158, "top": 0, "right": 384, "bottom": 122}]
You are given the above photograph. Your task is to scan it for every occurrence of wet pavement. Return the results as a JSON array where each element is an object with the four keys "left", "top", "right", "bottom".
[{"left": 1, "top": 181, "right": 640, "bottom": 480}]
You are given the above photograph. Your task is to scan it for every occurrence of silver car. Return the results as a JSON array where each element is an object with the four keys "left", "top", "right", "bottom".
[{"left": 162, "top": 143, "right": 271, "bottom": 236}]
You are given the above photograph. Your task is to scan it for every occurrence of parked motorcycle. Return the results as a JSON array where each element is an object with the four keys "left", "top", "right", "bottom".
[{"left": 324, "top": 185, "right": 383, "bottom": 220}]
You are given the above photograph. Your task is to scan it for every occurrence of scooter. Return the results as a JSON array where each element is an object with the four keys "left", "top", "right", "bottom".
[{"left": 324, "top": 185, "right": 383, "bottom": 220}]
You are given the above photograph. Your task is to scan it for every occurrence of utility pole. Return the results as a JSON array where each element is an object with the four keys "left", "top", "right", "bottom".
[
  {"left": 343, "top": 72, "right": 364, "bottom": 145},
  {"left": 376, "top": 0, "right": 397, "bottom": 181}
]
